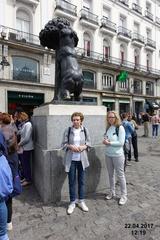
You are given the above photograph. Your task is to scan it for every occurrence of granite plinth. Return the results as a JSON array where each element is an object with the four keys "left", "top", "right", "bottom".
[{"left": 32, "top": 104, "right": 108, "bottom": 203}]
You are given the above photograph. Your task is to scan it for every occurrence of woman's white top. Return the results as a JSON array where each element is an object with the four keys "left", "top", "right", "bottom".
[{"left": 72, "top": 128, "right": 81, "bottom": 161}]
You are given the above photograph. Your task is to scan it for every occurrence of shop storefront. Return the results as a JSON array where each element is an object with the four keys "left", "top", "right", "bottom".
[
  {"left": 8, "top": 91, "right": 44, "bottom": 117},
  {"left": 119, "top": 99, "right": 130, "bottom": 114},
  {"left": 102, "top": 99, "right": 115, "bottom": 111}
]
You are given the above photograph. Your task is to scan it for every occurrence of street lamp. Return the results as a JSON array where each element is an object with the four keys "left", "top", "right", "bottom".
[{"left": 0, "top": 30, "right": 10, "bottom": 70}]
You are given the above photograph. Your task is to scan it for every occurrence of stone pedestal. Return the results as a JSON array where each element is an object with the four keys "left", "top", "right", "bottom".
[{"left": 32, "top": 104, "right": 108, "bottom": 203}]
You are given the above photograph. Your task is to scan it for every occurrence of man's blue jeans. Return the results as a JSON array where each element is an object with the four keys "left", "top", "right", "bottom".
[
  {"left": 0, "top": 200, "right": 9, "bottom": 240},
  {"left": 68, "top": 161, "right": 85, "bottom": 203}
]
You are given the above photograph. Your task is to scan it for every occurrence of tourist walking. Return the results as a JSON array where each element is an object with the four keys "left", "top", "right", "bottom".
[
  {"left": 142, "top": 112, "right": 150, "bottom": 137},
  {"left": 128, "top": 114, "right": 139, "bottom": 162},
  {"left": 61, "top": 112, "right": 91, "bottom": 214},
  {"left": 151, "top": 113, "right": 159, "bottom": 138},
  {"left": 121, "top": 113, "right": 134, "bottom": 168},
  {"left": 103, "top": 111, "right": 127, "bottom": 205}
]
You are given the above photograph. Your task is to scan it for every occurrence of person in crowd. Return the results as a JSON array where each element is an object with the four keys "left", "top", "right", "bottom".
[
  {"left": 0, "top": 113, "right": 19, "bottom": 231},
  {"left": 132, "top": 113, "right": 137, "bottom": 123},
  {"left": 103, "top": 111, "right": 127, "bottom": 205},
  {"left": 0, "top": 129, "right": 7, "bottom": 157},
  {"left": 142, "top": 112, "right": 150, "bottom": 137},
  {"left": 121, "top": 113, "right": 134, "bottom": 168},
  {"left": 138, "top": 112, "right": 142, "bottom": 125},
  {"left": 61, "top": 112, "right": 91, "bottom": 214},
  {"left": 127, "top": 114, "right": 139, "bottom": 162},
  {"left": 10, "top": 115, "right": 18, "bottom": 135},
  {"left": 0, "top": 131, "right": 13, "bottom": 240},
  {"left": 151, "top": 113, "right": 159, "bottom": 138},
  {"left": 13, "top": 110, "right": 22, "bottom": 130},
  {"left": 17, "top": 112, "right": 34, "bottom": 187}
]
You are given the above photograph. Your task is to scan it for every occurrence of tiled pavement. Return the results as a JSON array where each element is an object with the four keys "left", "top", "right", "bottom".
[{"left": 9, "top": 125, "right": 160, "bottom": 240}]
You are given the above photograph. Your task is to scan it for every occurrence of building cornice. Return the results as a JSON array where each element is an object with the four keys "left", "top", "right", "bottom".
[
  {"left": 0, "top": 78, "right": 54, "bottom": 89},
  {"left": 13, "top": 0, "right": 39, "bottom": 11}
]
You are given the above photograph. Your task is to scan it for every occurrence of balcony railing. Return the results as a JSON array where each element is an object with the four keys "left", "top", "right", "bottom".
[
  {"left": 102, "top": 85, "right": 114, "bottom": 91},
  {"left": 156, "top": 17, "right": 160, "bottom": 25},
  {"left": 118, "top": 81, "right": 129, "bottom": 92},
  {"left": 76, "top": 47, "right": 160, "bottom": 76},
  {"left": 0, "top": 25, "right": 40, "bottom": 45},
  {"left": 145, "top": 38, "right": 156, "bottom": 48},
  {"left": 118, "top": 26, "right": 132, "bottom": 38},
  {"left": 132, "top": 3, "right": 142, "bottom": 14},
  {"left": 119, "top": 0, "right": 129, "bottom": 7},
  {"left": 145, "top": 10, "right": 153, "bottom": 21},
  {"left": 9, "top": 30, "right": 40, "bottom": 45},
  {"left": 80, "top": 9, "right": 98, "bottom": 25},
  {"left": 1, "top": 24, "right": 160, "bottom": 78},
  {"left": 100, "top": 17, "right": 117, "bottom": 32},
  {"left": 132, "top": 32, "right": 144, "bottom": 43},
  {"left": 55, "top": 0, "right": 77, "bottom": 16}
]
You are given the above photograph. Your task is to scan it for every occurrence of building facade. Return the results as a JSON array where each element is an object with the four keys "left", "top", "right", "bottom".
[{"left": 0, "top": 0, "right": 160, "bottom": 116}]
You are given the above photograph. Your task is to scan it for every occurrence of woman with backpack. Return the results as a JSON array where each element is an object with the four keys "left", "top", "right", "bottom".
[
  {"left": 103, "top": 111, "right": 127, "bottom": 205},
  {"left": 0, "top": 131, "right": 13, "bottom": 240},
  {"left": 61, "top": 112, "right": 91, "bottom": 214}
]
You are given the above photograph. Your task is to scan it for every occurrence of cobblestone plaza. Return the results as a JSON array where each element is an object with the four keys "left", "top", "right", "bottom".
[{"left": 9, "top": 126, "right": 160, "bottom": 240}]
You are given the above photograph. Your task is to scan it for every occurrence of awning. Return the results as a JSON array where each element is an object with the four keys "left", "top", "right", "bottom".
[
  {"left": 119, "top": 100, "right": 130, "bottom": 104},
  {"left": 146, "top": 100, "right": 160, "bottom": 109},
  {"left": 102, "top": 99, "right": 115, "bottom": 102}
]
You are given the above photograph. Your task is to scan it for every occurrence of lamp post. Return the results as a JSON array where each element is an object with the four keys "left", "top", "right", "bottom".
[{"left": 0, "top": 31, "right": 10, "bottom": 70}]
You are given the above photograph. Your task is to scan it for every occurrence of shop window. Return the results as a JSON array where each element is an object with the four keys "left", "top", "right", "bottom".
[
  {"left": 83, "top": 97, "right": 97, "bottom": 103},
  {"left": 12, "top": 56, "right": 39, "bottom": 82},
  {"left": 82, "top": 70, "right": 95, "bottom": 88}
]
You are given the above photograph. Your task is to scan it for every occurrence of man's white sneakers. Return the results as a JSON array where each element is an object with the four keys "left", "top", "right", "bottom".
[
  {"left": 119, "top": 195, "right": 127, "bottom": 205},
  {"left": 67, "top": 201, "right": 89, "bottom": 214},
  {"left": 67, "top": 203, "right": 76, "bottom": 215},
  {"left": 78, "top": 201, "right": 89, "bottom": 212},
  {"left": 7, "top": 222, "right": 13, "bottom": 231},
  {"left": 105, "top": 192, "right": 115, "bottom": 200}
]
